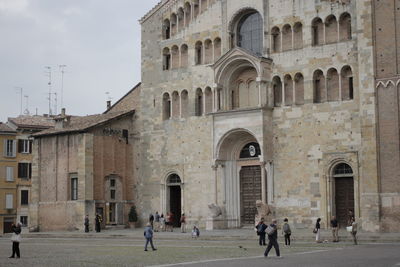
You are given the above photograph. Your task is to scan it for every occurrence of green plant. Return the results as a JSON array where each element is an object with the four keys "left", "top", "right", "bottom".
[{"left": 128, "top": 206, "right": 138, "bottom": 222}]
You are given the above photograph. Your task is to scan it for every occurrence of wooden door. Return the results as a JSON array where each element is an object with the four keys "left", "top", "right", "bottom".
[
  {"left": 335, "top": 177, "right": 354, "bottom": 227},
  {"left": 240, "top": 166, "right": 262, "bottom": 225}
]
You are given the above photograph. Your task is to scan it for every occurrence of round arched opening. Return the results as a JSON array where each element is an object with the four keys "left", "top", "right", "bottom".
[
  {"left": 236, "top": 11, "right": 263, "bottom": 55},
  {"left": 333, "top": 163, "right": 354, "bottom": 227},
  {"left": 166, "top": 174, "right": 182, "bottom": 227}
]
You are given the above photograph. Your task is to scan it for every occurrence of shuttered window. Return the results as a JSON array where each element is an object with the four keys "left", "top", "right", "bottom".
[
  {"left": 5, "top": 194, "right": 13, "bottom": 209},
  {"left": 18, "top": 139, "right": 32, "bottom": 153},
  {"left": 3, "top": 140, "right": 16, "bottom": 157},
  {"left": 18, "top": 163, "right": 32, "bottom": 179},
  {"left": 6, "top": 166, "right": 14, "bottom": 181}
]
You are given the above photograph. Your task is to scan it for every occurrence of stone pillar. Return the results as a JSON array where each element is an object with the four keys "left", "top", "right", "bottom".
[
  {"left": 212, "top": 164, "right": 218, "bottom": 204},
  {"left": 260, "top": 161, "right": 267, "bottom": 204}
]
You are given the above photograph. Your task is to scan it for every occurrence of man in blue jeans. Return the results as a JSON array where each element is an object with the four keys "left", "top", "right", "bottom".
[
  {"left": 144, "top": 223, "right": 157, "bottom": 251},
  {"left": 264, "top": 219, "right": 281, "bottom": 258}
]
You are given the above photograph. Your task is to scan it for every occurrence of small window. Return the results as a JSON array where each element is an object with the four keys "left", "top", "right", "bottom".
[
  {"left": 18, "top": 139, "right": 32, "bottom": 154},
  {"left": 4, "top": 139, "right": 16, "bottom": 157},
  {"left": 71, "top": 177, "right": 78, "bottom": 200},
  {"left": 6, "top": 194, "right": 13, "bottom": 209},
  {"left": 20, "top": 216, "right": 28, "bottom": 227},
  {"left": 110, "top": 179, "right": 116, "bottom": 187},
  {"left": 6, "top": 166, "right": 14, "bottom": 182},
  {"left": 21, "top": 190, "right": 29, "bottom": 205},
  {"left": 110, "top": 189, "right": 116, "bottom": 200},
  {"left": 18, "top": 163, "right": 32, "bottom": 179},
  {"left": 240, "top": 142, "right": 261, "bottom": 158}
]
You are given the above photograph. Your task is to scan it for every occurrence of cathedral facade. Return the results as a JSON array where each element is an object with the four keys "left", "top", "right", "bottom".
[{"left": 135, "top": 0, "right": 400, "bottom": 232}]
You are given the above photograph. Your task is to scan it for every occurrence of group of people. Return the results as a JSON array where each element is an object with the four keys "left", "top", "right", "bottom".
[
  {"left": 256, "top": 213, "right": 358, "bottom": 258},
  {"left": 83, "top": 214, "right": 103, "bottom": 233},
  {"left": 149, "top": 211, "right": 178, "bottom": 232},
  {"left": 315, "top": 215, "right": 358, "bottom": 244}
]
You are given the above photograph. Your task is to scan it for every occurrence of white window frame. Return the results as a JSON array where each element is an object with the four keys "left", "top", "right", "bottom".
[
  {"left": 71, "top": 177, "right": 78, "bottom": 200},
  {"left": 5, "top": 194, "right": 13, "bottom": 209},
  {"left": 21, "top": 139, "right": 31, "bottom": 153},
  {"left": 6, "top": 166, "right": 14, "bottom": 182},
  {"left": 4, "top": 139, "right": 16, "bottom": 157}
]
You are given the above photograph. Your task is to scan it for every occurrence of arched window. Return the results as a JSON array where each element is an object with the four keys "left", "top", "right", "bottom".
[
  {"left": 181, "top": 90, "right": 189, "bottom": 118},
  {"left": 170, "top": 13, "right": 177, "bottom": 36},
  {"left": 327, "top": 68, "right": 339, "bottom": 102},
  {"left": 171, "top": 45, "right": 179, "bottom": 69},
  {"left": 200, "top": 0, "right": 207, "bottom": 13},
  {"left": 162, "top": 93, "right": 171, "bottom": 120},
  {"left": 312, "top": 18, "right": 324, "bottom": 46},
  {"left": 214, "top": 37, "right": 222, "bottom": 61},
  {"left": 240, "top": 142, "right": 261, "bottom": 158},
  {"left": 177, "top": 8, "right": 184, "bottom": 31},
  {"left": 171, "top": 91, "right": 180, "bottom": 118},
  {"left": 273, "top": 76, "right": 282, "bottom": 107},
  {"left": 162, "top": 48, "right": 171, "bottom": 71},
  {"left": 204, "top": 87, "right": 213, "bottom": 114},
  {"left": 184, "top": 2, "right": 191, "bottom": 26},
  {"left": 339, "top": 13, "right": 351, "bottom": 41},
  {"left": 333, "top": 163, "right": 353, "bottom": 176},
  {"left": 341, "top": 66, "right": 353, "bottom": 100},
  {"left": 193, "top": 0, "right": 199, "bottom": 18},
  {"left": 167, "top": 174, "right": 182, "bottom": 184},
  {"left": 284, "top": 74, "right": 293, "bottom": 106},
  {"left": 237, "top": 12, "right": 263, "bottom": 55},
  {"left": 180, "top": 44, "right": 188, "bottom": 68},
  {"left": 195, "top": 88, "right": 203, "bottom": 116},
  {"left": 294, "top": 73, "right": 304, "bottom": 105},
  {"left": 282, "top": 24, "right": 292, "bottom": 51},
  {"left": 195, "top": 41, "right": 203, "bottom": 65},
  {"left": 204, "top": 39, "right": 213, "bottom": 64},
  {"left": 271, "top": 27, "right": 281, "bottom": 53},
  {"left": 293, "top": 22, "right": 303, "bottom": 49},
  {"left": 325, "top": 15, "right": 338, "bottom": 44},
  {"left": 163, "top": 19, "right": 170, "bottom": 40},
  {"left": 313, "top": 70, "right": 326, "bottom": 103}
]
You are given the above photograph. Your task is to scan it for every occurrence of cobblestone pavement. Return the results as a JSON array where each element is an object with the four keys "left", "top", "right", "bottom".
[{"left": 0, "top": 234, "right": 377, "bottom": 267}]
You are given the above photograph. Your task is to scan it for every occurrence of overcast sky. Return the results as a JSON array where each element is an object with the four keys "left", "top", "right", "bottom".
[{"left": 0, "top": 0, "right": 160, "bottom": 122}]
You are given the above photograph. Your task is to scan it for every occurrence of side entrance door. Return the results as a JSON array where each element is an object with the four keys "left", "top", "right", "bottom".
[{"left": 240, "top": 166, "right": 262, "bottom": 225}]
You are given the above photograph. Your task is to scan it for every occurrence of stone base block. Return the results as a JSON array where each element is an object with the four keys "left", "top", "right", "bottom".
[{"left": 206, "top": 217, "right": 227, "bottom": 230}]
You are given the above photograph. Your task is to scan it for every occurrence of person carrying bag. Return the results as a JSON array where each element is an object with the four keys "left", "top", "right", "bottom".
[{"left": 9, "top": 222, "right": 22, "bottom": 258}]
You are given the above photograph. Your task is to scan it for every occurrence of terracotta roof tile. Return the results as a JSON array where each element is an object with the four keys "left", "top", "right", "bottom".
[
  {"left": 0, "top": 122, "right": 16, "bottom": 133},
  {"left": 8, "top": 115, "right": 55, "bottom": 129},
  {"left": 33, "top": 110, "right": 134, "bottom": 137}
]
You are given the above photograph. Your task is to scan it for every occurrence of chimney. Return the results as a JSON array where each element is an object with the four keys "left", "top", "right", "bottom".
[
  {"left": 107, "top": 101, "right": 111, "bottom": 109},
  {"left": 61, "top": 108, "right": 66, "bottom": 117}
]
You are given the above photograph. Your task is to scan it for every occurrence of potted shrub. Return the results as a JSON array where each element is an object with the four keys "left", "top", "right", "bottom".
[{"left": 128, "top": 206, "right": 138, "bottom": 228}]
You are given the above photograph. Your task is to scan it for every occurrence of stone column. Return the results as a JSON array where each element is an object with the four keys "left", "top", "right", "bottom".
[
  {"left": 212, "top": 164, "right": 218, "bottom": 204},
  {"left": 260, "top": 161, "right": 267, "bottom": 204}
]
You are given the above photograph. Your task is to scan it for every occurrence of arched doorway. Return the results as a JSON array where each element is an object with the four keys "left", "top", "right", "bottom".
[
  {"left": 167, "top": 174, "right": 182, "bottom": 227},
  {"left": 216, "top": 129, "right": 267, "bottom": 227},
  {"left": 239, "top": 143, "right": 262, "bottom": 225},
  {"left": 333, "top": 163, "right": 354, "bottom": 227}
]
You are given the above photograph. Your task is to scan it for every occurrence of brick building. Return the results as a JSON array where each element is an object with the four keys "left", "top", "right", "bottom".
[{"left": 29, "top": 110, "right": 136, "bottom": 231}]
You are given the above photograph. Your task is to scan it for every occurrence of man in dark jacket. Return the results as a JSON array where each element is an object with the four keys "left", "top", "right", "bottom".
[
  {"left": 256, "top": 218, "right": 267, "bottom": 246},
  {"left": 264, "top": 219, "right": 281, "bottom": 258},
  {"left": 144, "top": 223, "right": 157, "bottom": 251}
]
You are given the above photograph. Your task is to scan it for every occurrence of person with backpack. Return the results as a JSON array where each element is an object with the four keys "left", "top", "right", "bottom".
[
  {"left": 282, "top": 218, "right": 291, "bottom": 246},
  {"left": 256, "top": 218, "right": 267, "bottom": 246},
  {"left": 264, "top": 219, "right": 281, "bottom": 258}
]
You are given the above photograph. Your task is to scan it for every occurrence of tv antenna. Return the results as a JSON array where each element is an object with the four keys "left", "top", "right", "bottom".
[
  {"left": 14, "top": 87, "right": 23, "bottom": 115},
  {"left": 23, "top": 95, "right": 30, "bottom": 115},
  {"left": 44, "top": 66, "right": 52, "bottom": 115},
  {"left": 59, "top": 65, "right": 67, "bottom": 109}
]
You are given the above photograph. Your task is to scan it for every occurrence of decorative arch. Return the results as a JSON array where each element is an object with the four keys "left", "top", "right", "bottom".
[
  {"left": 162, "top": 92, "right": 171, "bottom": 120},
  {"left": 313, "top": 69, "right": 326, "bottom": 103},
  {"left": 312, "top": 17, "right": 324, "bottom": 46},
  {"left": 195, "top": 88, "right": 203, "bottom": 116},
  {"left": 171, "top": 91, "right": 180, "bottom": 118},
  {"left": 170, "top": 13, "right": 177, "bottom": 36},
  {"left": 327, "top": 68, "right": 339, "bottom": 101},
  {"left": 271, "top": 26, "right": 281, "bottom": 53},
  {"left": 204, "top": 39, "right": 213, "bottom": 64},
  {"left": 171, "top": 45, "right": 179, "bottom": 69},
  {"left": 214, "top": 37, "right": 222, "bottom": 60},
  {"left": 273, "top": 76, "right": 282, "bottom": 107},
  {"left": 341, "top": 65, "right": 353, "bottom": 100},
  {"left": 181, "top": 90, "right": 189, "bottom": 118},
  {"left": 294, "top": 72, "right": 304, "bottom": 105},
  {"left": 180, "top": 44, "right": 188, "bottom": 68},
  {"left": 325, "top": 15, "right": 338, "bottom": 44},
  {"left": 293, "top": 22, "right": 303, "bottom": 49},
  {"left": 162, "top": 19, "right": 171, "bottom": 40},
  {"left": 204, "top": 87, "right": 213, "bottom": 114},
  {"left": 195, "top": 41, "right": 203, "bottom": 65},
  {"left": 282, "top": 24, "right": 292, "bottom": 51},
  {"left": 339, "top": 13, "right": 351, "bottom": 41}
]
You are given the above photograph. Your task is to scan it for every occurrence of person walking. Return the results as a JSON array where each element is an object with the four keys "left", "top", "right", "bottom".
[
  {"left": 350, "top": 217, "right": 358, "bottom": 245},
  {"left": 95, "top": 213, "right": 102, "bottom": 233},
  {"left": 180, "top": 213, "right": 186, "bottom": 233},
  {"left": 165, "top": 212, "right": 170, "bottom": 232},
  {"left": 282, "top": 218, "right": 291, "bottom": 246},
  {"left": 192, "top": 226, "right": 200, "bottom": 238},
  {"left": 169, "top": 212, "right": 174, "bottom": 232},
  {"left": 154, "top": 212, "right": 160, "bottom": 232},
  {"left": 160, "top": 213, "right": 165, "bottom": 232},
  {"left": 144, "top": 223, "right": 157, "bottom": 251},
  {"left": 315, "top": 218, "right": 322, "bottom": 243},
  {"left": 330, "top": 216, "right": 339, "bottom": 242},
  {"left": 256, "top": 218, "right": 267, "bottom": 246},
  {"left": 84, "top": 215, "right": 90, "bottom": 233},
  {"left": 9, "top": 222, "right": 22, "bottom": 258},
  {"left": 149, "top": 213, "right": 154, "bottom": 229},
  {"left": 264, "top": 219, "right": 280, "bottom": 258}
]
